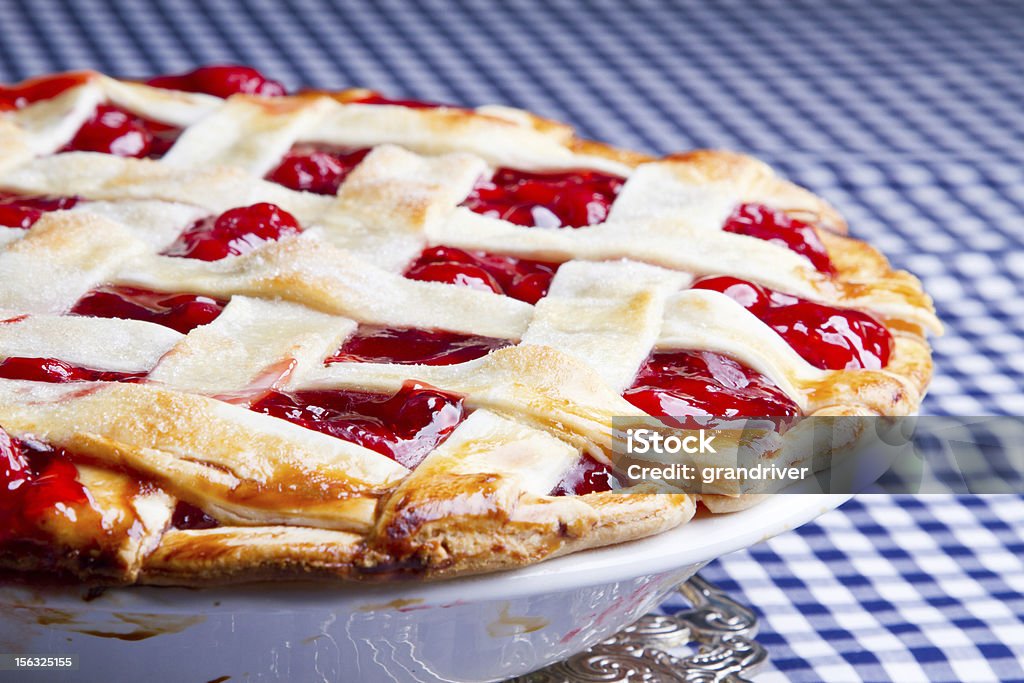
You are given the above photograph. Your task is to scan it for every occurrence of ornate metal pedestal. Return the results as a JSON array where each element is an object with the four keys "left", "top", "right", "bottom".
[{"left": 512, "top": 576, "right": 767, "bottom": 682}]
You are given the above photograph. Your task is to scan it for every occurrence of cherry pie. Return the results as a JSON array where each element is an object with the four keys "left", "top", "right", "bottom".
[{"left": 0, "top": 66, "right": 939, "bottom": 584}]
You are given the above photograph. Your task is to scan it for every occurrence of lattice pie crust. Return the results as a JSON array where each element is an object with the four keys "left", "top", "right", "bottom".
[{"left": 0, "top": 71, "right": 938, "bottom": 584}]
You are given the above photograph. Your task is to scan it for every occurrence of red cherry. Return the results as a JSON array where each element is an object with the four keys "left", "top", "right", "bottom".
[
  {"left": 506, "top": 272, "right": 552, "bottom": 304},
  {"left": 250, "top": 382, "right": 466, "bottom": 469},
  {"left": 763, "top": 302, "right": 892, "bottom": 370},
  {"left": 0, "top": 427, "right": 31, "bottom": 496},
  {"left": 552, "top": 456, "right": 620, "bottom": 496},
  {"left": 0, "top": 357, "right": 82, "bottom": 382},
  {"left": 326, "top": 326, "right": 509, "bottom": 366},
  {"left": 723, "top": 204, "right": 835, "bottom": 275},
  {"left": 22, "top": 456, "right": 88, "bottom": 519},
  {"left": 0, "top": 436, "right": 29, "bottom": 542},
  {"left": 624, "top": 350, "right": 800, "bottom": 420},
  {"left": 501, "top": 176, "right": 560, "bottom": 206},
  {"left": 266, "top": 146, "right": 371, "bottom": 195},
  {"left": 70, "top": 285, "right": 226, "bottom": 334},
  {"left": 691, "top": 276, "right": 772, "bottom": 318},
  {"left": 268, "top": 151, "right": 343, "bottom": 195},
  {"left": 0, "top": 205, "right": 41, "bottom": 229},
  {"left": 0, "top": 193, "right": 80, "bottom": 212},
  {"left": 404, "top": 262, "right": 502, "bottom": 294},
  {"left": 62, "top": 105, "right": 153, "bottom": 157},
  {"left": 156, "top": 295, "right": 227, "bottom": 333},
  {"left": 171, "top": 502, "right": 219, "bottom": 530},
  {"left": 0, "top": 194, "right": 80, "bottom": 229},
  {"left": 557, "top": 185, "right": 615, "bottom": 227},
  {"left": 392, "top": 387, "right": 464, "bottom": 440},
  {"left": 462, "top": 168, "right": 624, "bottom": 229},
  {"left": 0, "top": 357, "right": 146, "bottom": 383},
  {"left": 506, "top": 205, "right": 551, "bottom": 227},
  {"left": 404, "top": 246, "right": 560, "bottom": 304},
  {"left": 0, "top": 434, "right": 89, "bottom": 544},
  {"left": 146, "top": 65, "right": 286, "bottom": 98},
  {"left": 60, "top": 106, "right": 179, "bottom": 159},
  {"left": 164, "top": 203, "right": 302, "bottom": 261},
  {"left": 691, "top": 276, "right": 892, "bottom": 370},
  {"left": 0, "top": 73, "right": 89, "bottom": 111},
  {"left": 417, "top": 246, "right": 472, "bottom": 263}
]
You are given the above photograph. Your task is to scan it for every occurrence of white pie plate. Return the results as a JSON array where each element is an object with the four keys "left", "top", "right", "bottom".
[{"left": 0, "top": 493, "right": 850, "bottom": 682}]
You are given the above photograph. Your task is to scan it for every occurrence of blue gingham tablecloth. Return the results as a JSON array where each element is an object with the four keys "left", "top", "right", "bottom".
[{"left": 1, "top": 1, "right": 1022, "bottom": 680}]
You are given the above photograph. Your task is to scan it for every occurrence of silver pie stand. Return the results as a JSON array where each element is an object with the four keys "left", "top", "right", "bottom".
[{"left": 510, "top": 575, "right": 766, "bottom": 682}]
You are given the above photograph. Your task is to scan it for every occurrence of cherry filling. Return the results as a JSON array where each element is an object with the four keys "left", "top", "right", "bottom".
[
  {"left": 327, "top": 326, "right": 509, "bottom": 366},
  {"left": 145, "top": 65, "right": 286, "bottom": 98},
  {"left": 0, "top": 193, "right": 80, "bottom": 229},
  {"left": 691, "top": 276, "right": 893, "bottom": 370},
  {"left": 70, "top": 285, "right": 226, "bottom": 334},
  {"left": 250, "top": 382, "right": 465, "bottom": 469},
  {"left": 0, "top": 357, "right": 146, "bottom": 383},
  {"left": 171, "top": 501, "right": 219, "bottom": 530},
  {"left": 0, "top": 73, "right": 90, "bottom": 111},
  {"left": 265, "top": 145, "right": 372, "bottom": 195},
  {"left": 723, "top": 204, "right": 835, "bottom": 275},
  {"left": 624, "top": 350, "right": 800, "bottom": 422},
  {"left": 0, "top": 427, "right": 89, "bottom": 545},
  {"left": 405, "top": 246, "right": 561, "bottom": 304},
  {"left": 162, "top": 203, "right": 302, "bottom": 261},
  {"left": 552, "top": 456, "right": 621, "bottom": 496},
  {"left": 462, "top": 168, "right": 625, "bottom": 229},
  {"left": 60, "top": 104, "right": 181, "bottom": 159}
]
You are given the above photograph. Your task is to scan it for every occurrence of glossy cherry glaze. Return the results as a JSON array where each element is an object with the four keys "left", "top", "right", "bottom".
[
  {"left": 552, "top": 456, "right": 621, "bottom": 496},
  {"left": 405, "top": 246, "right": 561, "bottom": 304},
  {"left": 163, "top": 203, "right": 302, "bottom": 261},
  {"left": 0, "top": 357, "right": 146, "bottom": 383},
  {"left": 145, "top": 65, "right": 286, "bottom": 98},
  {"left": 71, "top": 285, "right": 226, "bottom": 334},
  {"left": 327, "top": 326, "right": 509, "bottom": 366},
  {"left": 171, "top": 501, "right": 220, "bottom": 530},
  {"left": 462, "top": 168, "right": 625, "bottom": 228},
  {"left": 0, "top": 193, "right": 80, "bottom": 229},
  {"left": 624, "top": 350, "right": 800, "bottom": 423},
  {"left": 0, "top": 73, "right": 89, "bottom": 111},
  {"left": 265, "top": 145, "right": 372, "bottom": 195},
  {"left": 723, "top": 204, "right": 835, "bottom": 275},
  {"left": 691, "top": 276, "right": 893, "bottom": 370},
  {"left": 0, "top": 427, "right": 89, "bottom": 545},
  {"left": 60, "top": 104, "right": 180, "bottom": 159},
  {"left": 250, "top": 382, "right": 466, "bottom": 469}
]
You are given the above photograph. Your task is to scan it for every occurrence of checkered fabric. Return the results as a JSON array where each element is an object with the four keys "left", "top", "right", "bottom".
[
  {"left": 687, "top": 496, "right": 1024, "bottom": 682},
  {"left": 0, "top": 0, "right": 1022, "bottom": 680}
]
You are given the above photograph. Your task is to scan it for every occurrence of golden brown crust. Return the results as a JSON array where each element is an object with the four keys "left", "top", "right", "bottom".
[
  {"left": 141, "top": 527, "right": 364, "bottom": 585},
  {"left": 570, "top": 137, "right": 654, "bottom": 168},
  {"left": 665, "top": 150, "right": 847, "bottom": 233},
  {"left": 0, "top": 381, "right": 407, "bottom": 532},
  {"left": 0, "top": 72, "right": 937, "bottom": 585}
]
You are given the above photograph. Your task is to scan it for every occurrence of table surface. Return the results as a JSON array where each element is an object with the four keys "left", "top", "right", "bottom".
[{"left": 1, "top": 1, "right": 1022, "bottom": 680}]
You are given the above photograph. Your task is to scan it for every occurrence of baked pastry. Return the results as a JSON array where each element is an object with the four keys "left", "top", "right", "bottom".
[{"left": 0, "top": 66, "right": 939, "bottom": 585}]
